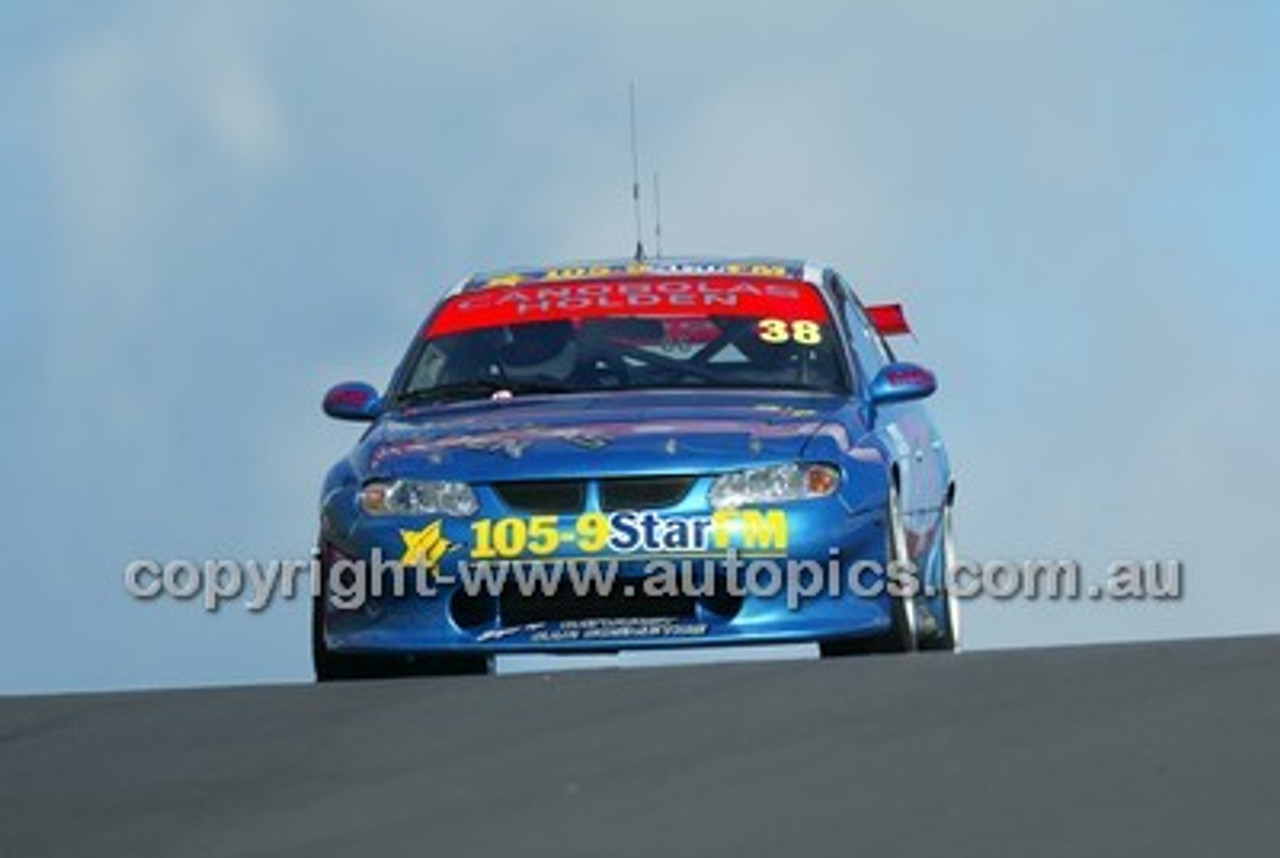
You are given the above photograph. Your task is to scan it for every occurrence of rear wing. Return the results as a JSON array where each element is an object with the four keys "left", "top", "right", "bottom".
[{"left": 865, "top": 303, "right": 912, "bottom": 337}]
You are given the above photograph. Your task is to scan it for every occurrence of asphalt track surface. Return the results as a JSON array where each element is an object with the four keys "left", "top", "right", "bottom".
[{"left": 2, "top": 635, "right": 1278, "bottom": 857}]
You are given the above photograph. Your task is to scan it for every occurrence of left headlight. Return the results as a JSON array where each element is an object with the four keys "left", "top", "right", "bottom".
[
  {"left": 359, "top": 479, "right": 479, "bottom": 517},
  {"left": 708, "top": 463, "right": 841, "bottom": 509}
]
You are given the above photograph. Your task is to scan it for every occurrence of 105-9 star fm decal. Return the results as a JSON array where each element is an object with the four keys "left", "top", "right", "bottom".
[{"left": 396, "top": 508, "right": 789, "bottom": 571}]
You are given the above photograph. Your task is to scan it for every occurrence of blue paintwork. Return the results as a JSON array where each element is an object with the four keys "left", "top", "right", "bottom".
[
  {"left": 868, "top": 362, "right": 937, "bottom": 407},
  {"left": 317, "top": 259, "right": 954, "bottom": 657}
]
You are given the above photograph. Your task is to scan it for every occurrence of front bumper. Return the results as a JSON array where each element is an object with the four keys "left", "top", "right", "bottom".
[{"left": 319, "top": 491, "right": 897, "bottom": 655}]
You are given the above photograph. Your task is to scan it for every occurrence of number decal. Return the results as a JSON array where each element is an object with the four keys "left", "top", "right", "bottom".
[
  {"left": 757, "top": 318, "right": 823, "bottom": 345},
  {"left": 757, "top": 318, "right": 791, "bottom": 344},
  {"left": 791, "top": 320, "right": 821, "bottom": 344}
]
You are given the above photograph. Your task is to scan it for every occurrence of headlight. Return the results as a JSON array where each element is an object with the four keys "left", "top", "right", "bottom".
[
  {"left": 708, "top": 463, "right": 841, "bottom": 509},
  {"left": 359, "top": 479, "right": 479, "bottom": 516}
]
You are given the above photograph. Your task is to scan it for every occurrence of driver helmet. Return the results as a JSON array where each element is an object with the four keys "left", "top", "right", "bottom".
[{"left": 499, "top": 320, "right": 579, "bottom": 383}]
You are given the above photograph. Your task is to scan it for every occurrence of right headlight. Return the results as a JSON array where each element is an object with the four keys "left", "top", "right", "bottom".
[
  {"left": 359, "top": 479, "right": 479, "bottom": 517},
  {"left": 708, "top": 463, "right": 841, "bottom": 509}
]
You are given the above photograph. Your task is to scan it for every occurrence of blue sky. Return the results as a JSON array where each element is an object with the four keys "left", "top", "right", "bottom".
[{"left": 2, "top": 1, "right": 1278, "bottom": 693}]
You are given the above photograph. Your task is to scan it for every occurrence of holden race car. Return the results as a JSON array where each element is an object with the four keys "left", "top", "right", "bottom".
[{"left": 315, "top": 257, "right": 957, "bottom": 679}]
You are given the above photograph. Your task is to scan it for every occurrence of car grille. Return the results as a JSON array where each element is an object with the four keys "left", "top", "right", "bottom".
[
  {"left": 492, "top": 475, "right": 698, "bottom": 514},
  {"left": 599, "top": 475, "right": 696, "bottom": 511},
  {"left": 492, "top": 480, "right": 586, "bottom": 514}
]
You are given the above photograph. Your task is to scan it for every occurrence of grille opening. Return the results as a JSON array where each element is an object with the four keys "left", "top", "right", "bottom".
[
  {"left": 600, "top": 475, "right": 696, "bottom": 511},
  {"left": 698, "top": 589, "right": 744, "bottom": 619},
  {"left": 493, "top": 480, "right": 586, "bottom": 514},
  {"left": 499, "top": 587, "right": 697, "bottom": 626},
  {"left": 450, "top": 590, "right": 497, "bottom": 630}
]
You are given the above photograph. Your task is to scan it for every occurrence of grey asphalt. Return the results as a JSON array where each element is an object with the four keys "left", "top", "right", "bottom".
[{"left": 2, "top": 635, "right": 1278, "bottom": 857}]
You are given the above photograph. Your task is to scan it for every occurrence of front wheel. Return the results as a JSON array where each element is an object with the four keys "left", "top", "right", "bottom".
[
  {"left": 917, "top": 497, "right": 961, "bottom": 652},
  {"left": 312, "top": 593, "right": 370, "bottom": 680},
  {"left": 820, "top": 480, "right": 918, "bottom": 657},
  {"left": 312, "top": 591, "right": 488, "bottom": 682}
]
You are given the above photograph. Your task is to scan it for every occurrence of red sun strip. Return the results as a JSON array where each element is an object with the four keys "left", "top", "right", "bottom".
[{"left": 425, "top": 276, "right": 829, "bottom": 338}]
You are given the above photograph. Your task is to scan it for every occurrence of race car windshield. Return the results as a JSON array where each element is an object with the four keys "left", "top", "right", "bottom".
[{"left": 399, "top": 276, "right": 848, "bottom": 402}]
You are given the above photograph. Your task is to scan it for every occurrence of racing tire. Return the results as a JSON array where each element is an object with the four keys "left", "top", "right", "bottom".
[
  {"left": 819, "top": 478, "right": 918, "bottom": 657},
  {"left": 917, "top": 496, "right": 961, "bottom": 652},
  {"left": 311, "top": 594, "right": 488, "bottom": 681}
]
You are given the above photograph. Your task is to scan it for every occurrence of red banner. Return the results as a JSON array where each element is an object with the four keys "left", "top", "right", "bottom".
[{"left": 426, "top": 276, "right": 829, "bottom": 338}]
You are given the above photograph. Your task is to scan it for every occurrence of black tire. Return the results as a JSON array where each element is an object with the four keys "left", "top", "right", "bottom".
[
  {"left": 820, "top": 479, "right": 918, "bottom": 658},
  {"left": 312, "top": 593, "right": 360, "bottom": 681},
  {"left": 312, "top": 593, "right": 488, "bottom": 682},
  {"left": 918, "top": 498, "right": 961, "bottom": 652}
]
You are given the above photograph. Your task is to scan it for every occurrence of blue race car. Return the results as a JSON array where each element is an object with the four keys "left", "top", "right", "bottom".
[{"left": 315, "top": 257, "right": 957, "bottom": 679}]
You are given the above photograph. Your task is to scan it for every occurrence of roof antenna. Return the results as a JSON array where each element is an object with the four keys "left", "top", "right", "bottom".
[
  {"left": 652, "top": 171, "right": 663, "bottom": 258},
  {"left": 629, "top": 81, "right": 645, "bottom": 262}
]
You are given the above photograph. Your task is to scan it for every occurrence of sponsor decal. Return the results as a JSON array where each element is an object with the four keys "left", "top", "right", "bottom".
[
  {"left": 883, "top": 366, "right": 934, "bottom": 387},
  {"left": 477, "top": 622, "right": 547, "bottom": 643},
  {"left": 428, "top": 276, "right": 829, "bottom": 337},
  {"left": 528, "top": 617, "right": 709, "bottom": 643},
  {"left": 469, "top": 508, "right": 789, "bottom": 560},
  {"left": 400, "top": 520, "right": 451, "bottom": 570},
  {"left": 480, "top": 273, "right": 525, "bottom": 288},
  {"left": 467, "top": 261, "right": 802, "bottom": 291},
  {"left": 476, "top": 618, "right": 710, "bottom": 644}
]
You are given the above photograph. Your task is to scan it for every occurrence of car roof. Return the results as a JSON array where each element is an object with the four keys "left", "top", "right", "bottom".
[{"left": 450, "top": 255, "right": 832, "bottom": 296}]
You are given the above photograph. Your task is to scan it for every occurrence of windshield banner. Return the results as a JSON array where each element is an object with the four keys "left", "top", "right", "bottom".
[{"left": 426, "top": 276, "right": 829, "bottom": 337}]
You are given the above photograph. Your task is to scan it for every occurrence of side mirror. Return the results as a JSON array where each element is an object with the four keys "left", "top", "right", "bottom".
[
  {"left": 868, "top": 362, "right": 936, "bottom": 406},
  {"left": 323, "top": 382, "right": 381, "bottom": 422}
]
